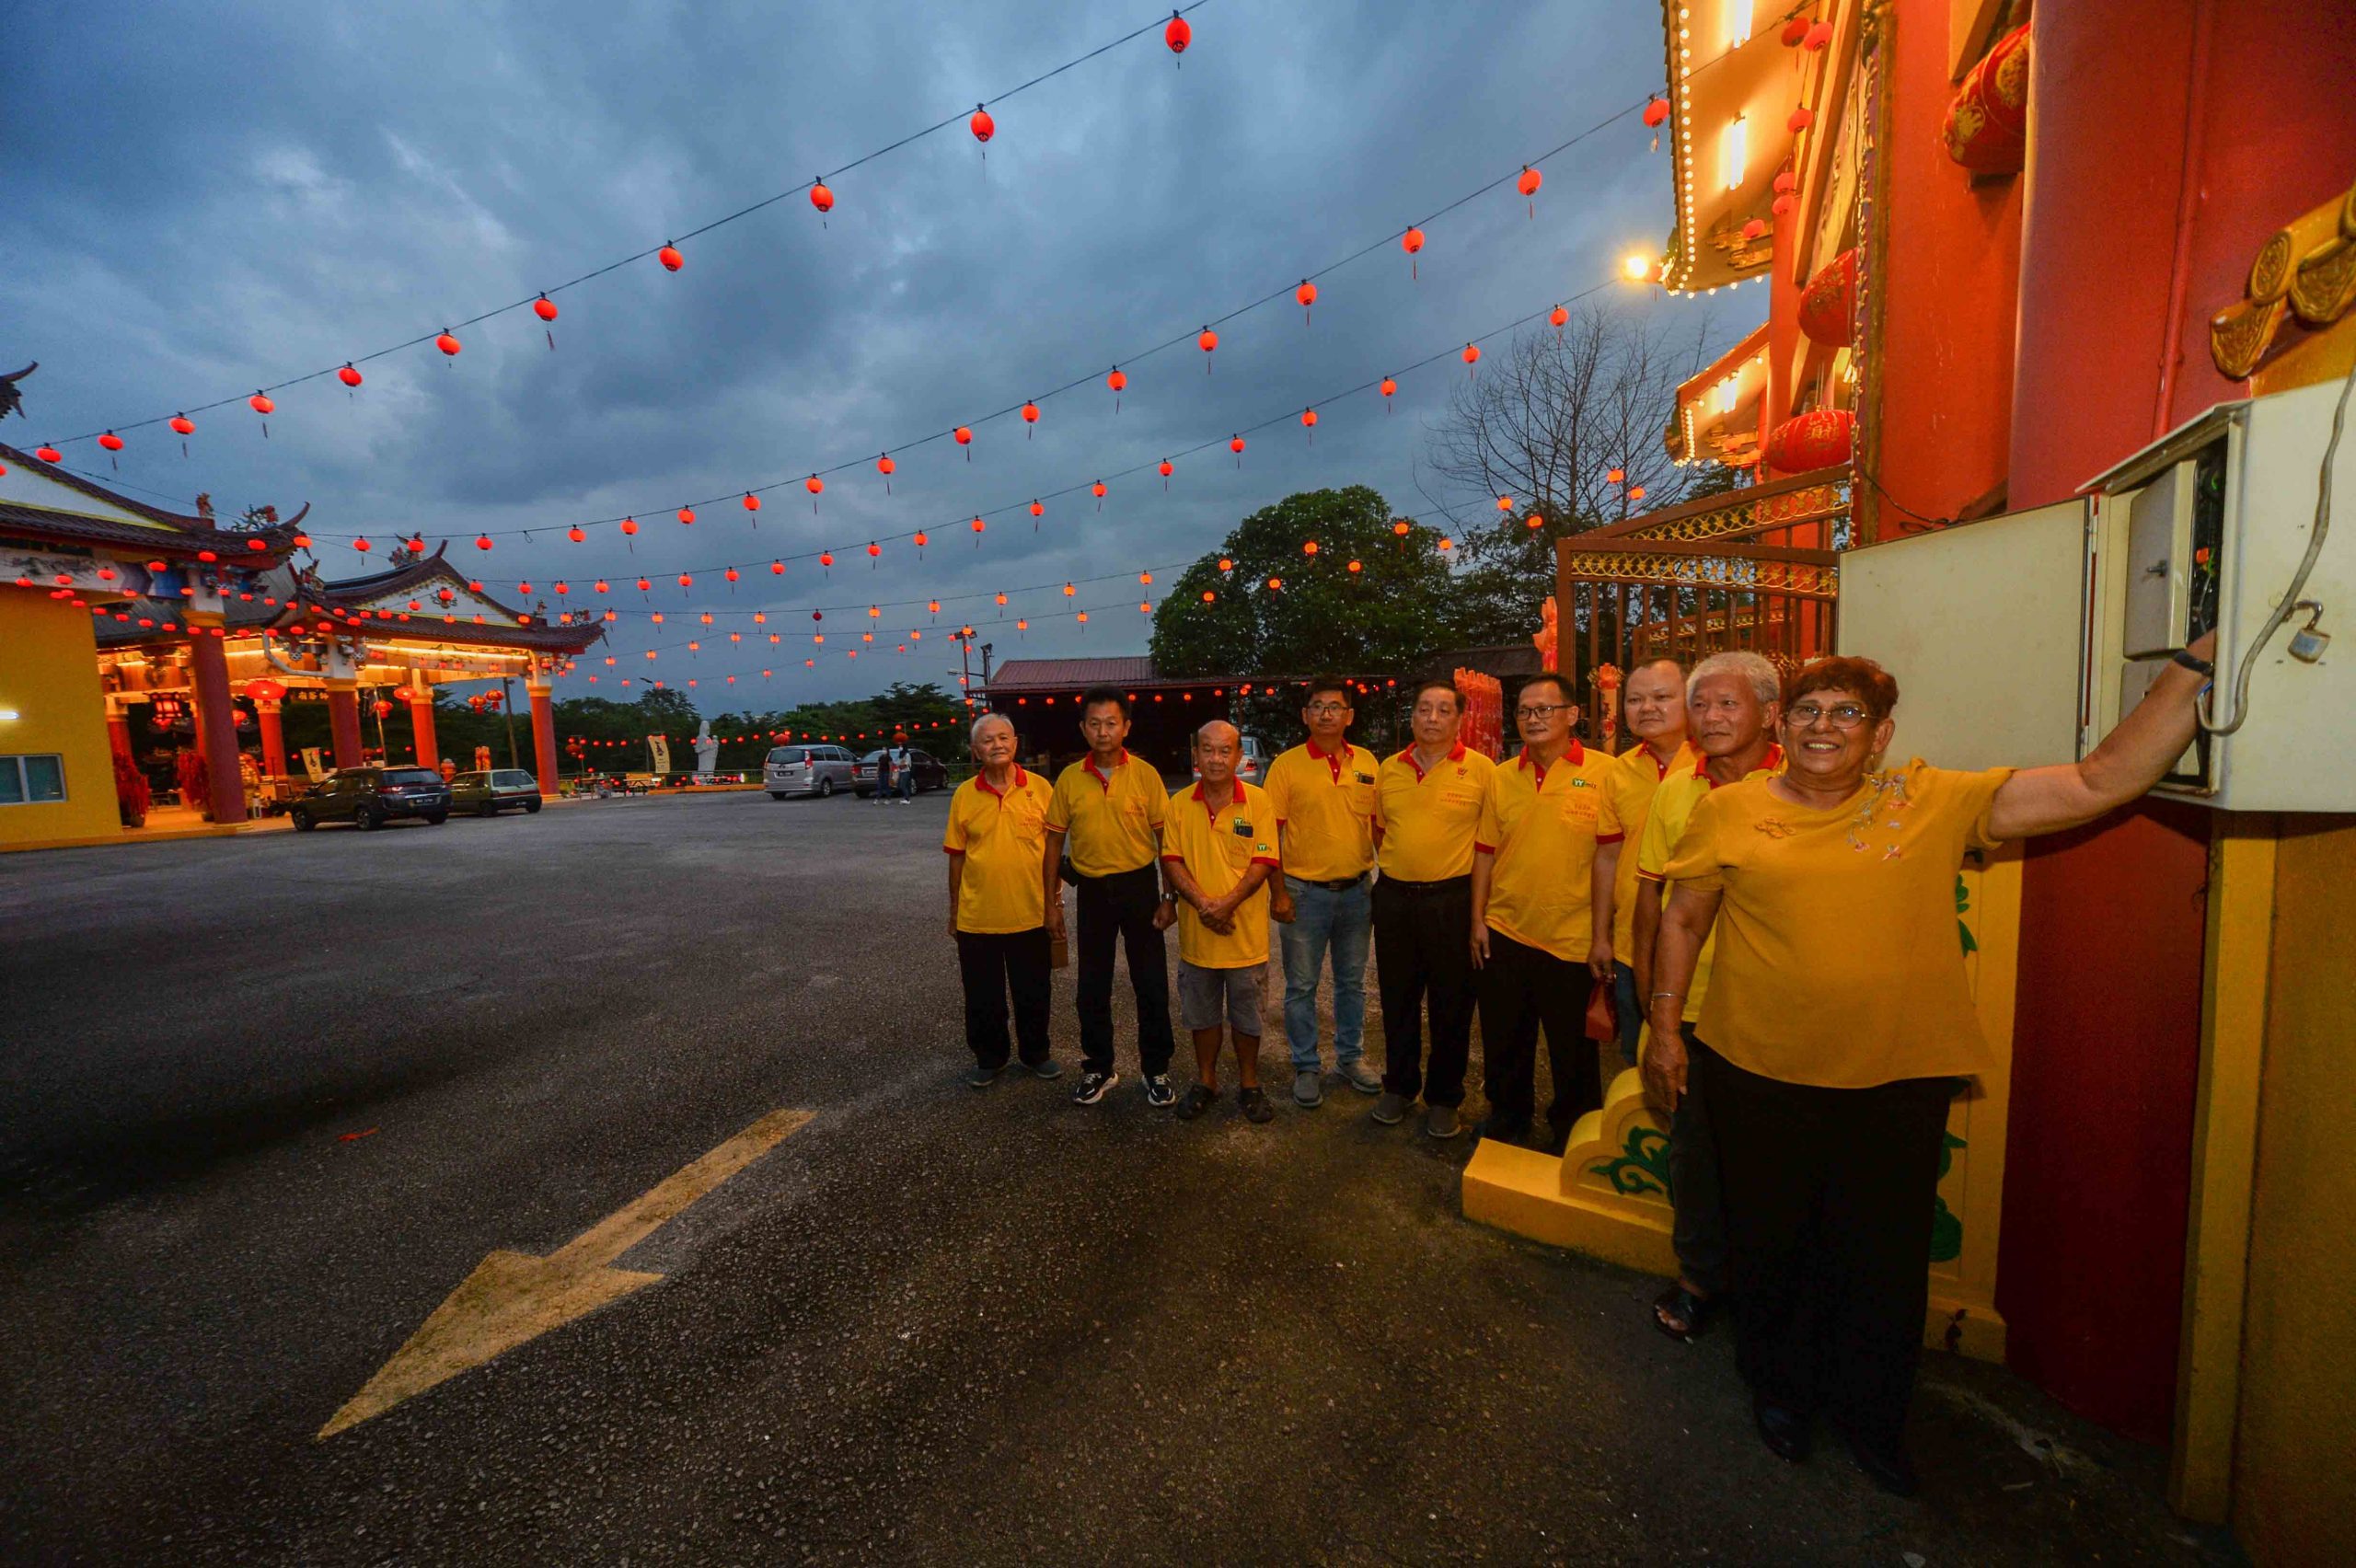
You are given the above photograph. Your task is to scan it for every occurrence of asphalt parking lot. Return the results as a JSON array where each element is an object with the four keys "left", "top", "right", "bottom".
[{"left": 0, "top": 790, "right": 2236, "bottom": 1564}]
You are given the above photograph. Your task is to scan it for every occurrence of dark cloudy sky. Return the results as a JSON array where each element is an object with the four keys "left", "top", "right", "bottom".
[{"left": 3, "top": 0, "right": 1743, "bottom": 709}]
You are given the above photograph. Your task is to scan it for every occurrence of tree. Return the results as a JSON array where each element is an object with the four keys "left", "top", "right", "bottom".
[{"left": 1421, "top": 306, "right": 1727, "bottom": 645}]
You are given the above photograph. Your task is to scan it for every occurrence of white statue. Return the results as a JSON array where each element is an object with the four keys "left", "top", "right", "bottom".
[{"left": 693, "top": 718, "right": 718, "bottom": 778}]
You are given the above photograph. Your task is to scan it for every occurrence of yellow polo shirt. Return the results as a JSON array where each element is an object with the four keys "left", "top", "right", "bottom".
[
  {"left": 1046, "top": 750, "right": 1167, "bottom": 877},
  {"left": 1263, "top": 740, "right": 1376, "bottom": 882},
  {"left": 1473, "top": 743, "right": 1623, "bottom": 962},
  {"left": 1603, "top": 740, "right": 1700, "bottom": 963},
  {"left": 1372, "top": 743, "right": 1495, "bottom": 882},
  {"left": 1636, "top": 744, "right": 1784, "bottom": 1021},
  {"left": 1662, "top": 759, "right": 2013, "bottom": 1088},
  {"left": 1160, "top": 779, "right": 1278, "bottom": 969},
  {"left": 942, "top": 767, "right": 1054, "bottom": 934}
]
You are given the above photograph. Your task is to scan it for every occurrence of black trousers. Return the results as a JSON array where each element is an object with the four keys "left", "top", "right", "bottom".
[
  {"left": 1692, "top": 1038, "right": 1958, "bottom": 1447},
  {"left": 1074, "top": 865, "right": 1174, "bottom": 1077},
  {"left": 1668, "top": 1023, "right": 1727, "bottom": 1295},
  {"left": 955, "top": 928, "right": 1053, "bottom": 1070},
  {"left": 1474, "top": 928, "right": 1601, "bottom": 1131},
  {"left": 1373, "top": 874, "right": 1474, "bottom": 1109}
]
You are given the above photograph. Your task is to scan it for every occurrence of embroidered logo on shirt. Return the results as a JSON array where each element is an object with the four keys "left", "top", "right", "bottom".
[{"left": 1754, "top": 818, "right": 1797, "bottom": 839}]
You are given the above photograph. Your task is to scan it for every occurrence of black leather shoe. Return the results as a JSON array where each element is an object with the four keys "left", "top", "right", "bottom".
[
  {"left": 1752, "top": 1395, "right": 1813, "bottom": 1463},
  {"left": 1837, "top": 1426, "right": 1919, "bottom": 1498}
]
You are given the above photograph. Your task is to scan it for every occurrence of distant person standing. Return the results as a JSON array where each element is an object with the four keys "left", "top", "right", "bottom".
[
  {"left": 1159, "top": 721, "right": 1281, "bottom": 1124},
  {"left": 1044, "top": 688, "right": 1178, "bottom": 1109},
  {"left": 943, "top": 714, "right": 1062, "bottom": 1088},
  {"left": 1369, "top": 678, "right": 1496, "bottom": 1140},
  {"left": 1264, "top": 676, "right": 1380, "bottom": 1108},
  {"left": 873, "top": 740, "right": 895, "bottom": 805},
  {"left": 892, "top": 732, "right": 917, "bottom": 803}
]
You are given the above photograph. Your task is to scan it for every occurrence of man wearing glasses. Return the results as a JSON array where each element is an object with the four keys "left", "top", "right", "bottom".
[
  {"left": 1467, "top": 672, "right": 1623, "bottom": 1148},
  {"left": 1264, "top": 678, "right": 1383, "bottom": 1108},
  {"left": 1369, "top": 678, "right": 1496, "bottom": 1139}
]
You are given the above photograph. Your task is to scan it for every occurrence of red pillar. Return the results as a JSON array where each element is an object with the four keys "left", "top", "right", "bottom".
[
  {"left": 106, "top": 710, "right": 133, "bottom": 761},
  {"left": 408, "top": 675, "right": 439, "bottom": 768},
  {"left": 527, "top": 676, "right": 560, "bottom": 797},
  {"left": 256, "top": 699, "right": 288, "bottom": 778},
  {"left": 187, "top": 632, "right": 248, "bottom": 825},
  {"left": 327, "top": 687, "right": 364, "bottom": 769}
]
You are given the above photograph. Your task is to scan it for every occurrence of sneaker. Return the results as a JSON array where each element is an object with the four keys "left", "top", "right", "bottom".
[
  {"left": 1239, "top": 1087, "right": 1275, "bottom": 1124},
  {"left": 1370, "top": 1091, "right": 1411, "bottom": 1125},
  {"left": 966, "top": 1064, "right": 1004, "bottom": 1089},
  {"left": 1142, "top": 1073, "right": 1177, "bottom": 1108},
  {"left": 1291, "top": 1069, "right": 1324, "bottom": 1109},
  {"left": 1071, "top": 1070, "right": 1119, "bottom": 1105},
  {"left": 1425, "top": 1105, "right": 1462, "bottom": 1139},
  {"left": 1175, "top": 1084, "right": 1220, "bottom": 1121},
  {"left": 1026, "top": 1058, "right": 1064, "bottom": 1079},
  {"left": 1339, "top": 1059, "right": 1383, "bottom": 1095}
]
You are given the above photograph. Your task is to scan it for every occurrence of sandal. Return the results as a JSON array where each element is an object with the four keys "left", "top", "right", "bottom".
[
  {"left": 1174, "top": 1084, "right": 1221, "bottom": 1122},
  {"left": 1652, "top": 1282, "right": 1716, "bottom": 1343}
]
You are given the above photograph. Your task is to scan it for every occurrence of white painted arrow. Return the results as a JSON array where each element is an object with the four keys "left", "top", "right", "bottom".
[{"left": 320, "top": 1107, "right": 814, "bottom": 1437}]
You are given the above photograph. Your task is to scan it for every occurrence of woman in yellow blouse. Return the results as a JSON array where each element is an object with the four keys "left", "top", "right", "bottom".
[{"left": 1649, "top": 635, "right": 2216, "bottom": 1495}]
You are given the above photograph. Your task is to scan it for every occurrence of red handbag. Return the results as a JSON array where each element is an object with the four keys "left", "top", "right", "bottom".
[{"left": 1584, "top": 976, "right": 1617, "bottom": 1043}]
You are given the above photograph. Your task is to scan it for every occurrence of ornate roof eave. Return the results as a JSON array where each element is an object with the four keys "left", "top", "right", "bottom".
[
  {"left": 0, "top": 442, "right": 305, "bottom": 563},
  {"left": 1657, "top": 1, "right": 1808, "bottom": 295}
]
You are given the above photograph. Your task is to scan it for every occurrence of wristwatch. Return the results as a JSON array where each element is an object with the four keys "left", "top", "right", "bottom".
[{"left": 2171, "top": 648, "right": 2214, "bottom": 677}]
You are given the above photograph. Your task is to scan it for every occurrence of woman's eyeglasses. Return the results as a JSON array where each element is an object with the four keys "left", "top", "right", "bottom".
[{"left": 1785, "top": 701, "right": 1871, "bottom": 730}]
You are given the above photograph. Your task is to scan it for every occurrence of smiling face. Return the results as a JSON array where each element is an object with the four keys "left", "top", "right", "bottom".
[
  {"left": 1621, "top": 660, "right": 1685, "bottom": 745},
  {"left": 1410, "top": 685, "right": 1462, "bottom": 750},
  {"left": 1688, "top": 671, "right": 1773, "bottom": 759},
  {"left": 1777, "top": 686, "right": 1894, "bottom": 789},
  {"left": 1194, "top": 720, "right": 1241, "bottom": 786},
  {"left": 971, "top": 715, "right": 1017, "bottom": 769}
]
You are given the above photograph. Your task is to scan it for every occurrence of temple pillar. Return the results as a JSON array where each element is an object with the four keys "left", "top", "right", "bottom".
[
  {"left": 327, "top": 685, "right": 364, "bottom": 770},
  {"left": 186, "top": 629, "right": 248, "bottom": 824},
  {"left": 407, "top": 669, "right": 438, "bottom": 767},
  {"left": 257, "top": 698, "right": 288, "bottom": 778},
  {"left": 526, "top": 671, "right": 560, "bottom": 797},
  {"left": 106, "top": 708, "right": 133, "bottom": 761}
]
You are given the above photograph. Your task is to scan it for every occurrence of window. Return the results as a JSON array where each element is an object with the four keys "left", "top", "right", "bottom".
[
  {"left": 383, "top": 768, "right": 442, "bottom": 786},
  {"left": 0, "top": 754, "right": 67, "bottom": 804}
]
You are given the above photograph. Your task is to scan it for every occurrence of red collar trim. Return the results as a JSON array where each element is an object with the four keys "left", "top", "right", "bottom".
[
  {"left": 1306, "top": 738, "right": 1353, "bottom": 778},
  {"left": 976, "top": 765, "right": 1029, "bottom": 799},
  {"left": 1694, "top": 742, "right": 1782, "bottom": 788},
  {"left": 1393, "top": 741, "right": 1466, "bottom": 782},
  {"left": 1082, "top": 748, "right": 1129, "bottom": 786},
  {"left": 1192, "top": 779, "right": 1243, "bottom": 817},
  {"left": 1517, "top": 739, "right": 1584, "bottom": 778}
]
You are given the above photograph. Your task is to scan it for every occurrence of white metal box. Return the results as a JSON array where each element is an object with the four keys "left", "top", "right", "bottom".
[{"left": 2083, "top": 376, "right": 2356, "bottom": 811}]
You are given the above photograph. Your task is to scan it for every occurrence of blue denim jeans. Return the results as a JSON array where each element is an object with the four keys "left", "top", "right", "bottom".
[{"left": 1277, "top": 873, "right": 1371, "bottom": 1071}]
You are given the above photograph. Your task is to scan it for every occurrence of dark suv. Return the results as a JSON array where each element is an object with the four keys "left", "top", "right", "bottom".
[{"left": 289, "top": 766, "right": 452, "bottom": 831}]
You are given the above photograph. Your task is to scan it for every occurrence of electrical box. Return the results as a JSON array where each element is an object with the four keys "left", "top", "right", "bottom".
[{"left": 2082, "top": 376, "right": 2356, "bottom": 811}]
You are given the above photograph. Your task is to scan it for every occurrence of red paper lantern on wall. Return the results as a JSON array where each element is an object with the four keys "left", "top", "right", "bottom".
[
  {"left": 1763, "top": 409, "right": 1855, "bottom": 472},
  {"left": 1943, "top": 22, "right": 2031, "bottom": 175},
  {"left": 1797, "top": 248, "right": 1858, "bottom": 348}
]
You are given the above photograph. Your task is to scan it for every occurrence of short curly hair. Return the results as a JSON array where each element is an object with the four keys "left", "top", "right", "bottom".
[{"left": 1783, "top": 655, "right": 1899, "bottom": 721}]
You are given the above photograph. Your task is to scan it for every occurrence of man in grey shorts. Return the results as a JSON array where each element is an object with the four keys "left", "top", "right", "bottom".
[{"left": 1157, "top": 721, "right": 1281, "bottom": 1124}]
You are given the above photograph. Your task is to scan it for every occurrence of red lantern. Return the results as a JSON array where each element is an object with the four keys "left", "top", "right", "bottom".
[
  {"left": 805, "top": 473, "right": 824, "bottom": 499},
  {"left": 1092, "top": 479, "right": 1107, "bottom": 502},
  {"left": 1607, "top": 467, "right": 1625, "bottom": 484},
  {"left": 374, "top": 700, "right": 393, "bottom": 721},
  {"left": 1296, "top": 279, "right": 1316, "bottom": 323},
  {"left": 1804, "top": 20, "right": 1833, "bottom": 51},
  {"left": 1741, "top": 218, "right": 1767, "bottom": 241},
  {"left": 724, "top": 567, "right": 739, "bottom": 582},
  {"left": 1643, "top": 96, "right": 1669, "bottom": 127},
  {"left": 913, "top": 532, "right": 929, "bottom": 548},
  {"left": 1164, "top": 10, "right": 1190, "bottom": 53},
  {"left": 1627, "top": 487, "right": 1646, "bottom": 502},
  {"left": 969, "top": 104, "right": 994, "bottom": 143},
  {"left": 1516, "top": 164, "right": 1542, "bottom": 218},
  {"left": 1392, "top": 521, "right": 1410, "bottom": 538},
  {"left": 619, "top": 516, "right": 639, "bottom": 537},
  {"left": 1495, "top": 495, "right": 1512, "bottom": 513},
  {"left": 658, "top": 244, "right": 685, "bottom": 272},
  {"left": 677, "top": 506, "right": 695, "bottom": 525},
  {"left": 970, "top": 515, "right": 986, "bottom": 535},
  {"left": 1461, "top": 342, "right": 1482, "bottom": 373},
  {"left": 1780, "top": 15, "right": 1809, "bottom": 45},
  {"left": 1797, "top": 248, "right": 1857, "bottom": 348},
  {"left": 35, "top": 444, "right": 61, "bottom": 461},
  {"left": 535, "top": 295, "right": 559, "bottom": 322},
  {"left": 354, "top": 536, "right": 372, "bottom": 552},
  {"left": 1380, "top": 375, "right": 1397, "bottom": 411},
  {"left": 1772, "top": 170, "right": 1797, "bottom": 194},
  {"left": 1107, "top": 365, "right": 1126, "bottom": 410},
  {"left": 1197, "top": 327, "right": 1218, "bottom": 369},
  {"left": 248, "top": 392, "right": 274, "bottom": 415},
  {"left": 1029, "top": 500, "right": 1045, "bottom": 519},
  {"left": 1763, "top": 409, "right": 1854, "bottom": 472},
  {"left": 1550, "top": 305, "right": 1568, "bottom": 332},
  {"left": 1943, "top": 22, "right": 2030, "bottom": 175},
  {"left": 1772, "top": 193, "right": 1795, "bottom": 217},
  {"left": 953, "top": 425, "right": 973, "bottom": 457},
  {"left": 820, "top": 550, "right": 835, "bottom": 569},
  {"left": 1301, "top": 408, "right": 1318, "bottom": 438},
  {"left": 1789, "top": 106, "right": 1816, "bottom": 133},
  {"left": 1160, "top": 458, "right": 1174, "bottom": 486},
  {"left": 436, "top": 331, "right": 461, "bottom": 357},
  {"left": 474, "top": 533, "right": 492, "bottom": 551},
  {"left": 810, "top": 180, "right": 834, "bottom": 215},
  {"left": 98, "top": 431, "right": 123, "bottom": 452},
  {"left": 1230, "top": 434, "right": 1245, "bottom": 466}
]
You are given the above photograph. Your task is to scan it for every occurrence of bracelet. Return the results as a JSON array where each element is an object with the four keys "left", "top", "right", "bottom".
[
  {"left": 1650, "top": 991, "right": 1684, "bottom": 1001},
  {"left": 2171, "top": 648, "right": 2215, "bottom": 677}
]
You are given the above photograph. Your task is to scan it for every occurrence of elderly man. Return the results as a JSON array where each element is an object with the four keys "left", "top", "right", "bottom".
[
  {"left": 1264, "top": 676, "right": 1381, "bottom": 1108},
  {"left": 1044, "top": 686, "right": 1177, "bottom": 1108},
  {"left": 1629, "top": 651, "right": 1783, "bottom": 1343},
  {"left": 943, "top": 713, "right": 1061, "bottom": 1088},
  {"left": 1369, "top": 678, "right": 1496, "bottom": 1139},
  {"left": 1468, "top": 672, "right": 1623, "bottom": 1148},
  {"left": 1598, "top": 658, "right": 1694, "bottom": 1067},
  {"left": 1159, "top": 721, "right": 1281, "bottom": 1123}
]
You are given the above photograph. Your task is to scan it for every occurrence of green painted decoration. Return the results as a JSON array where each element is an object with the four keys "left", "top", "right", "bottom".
[{"left": 1590, "top": 1125, "right": 1672, "bottom": 1199}]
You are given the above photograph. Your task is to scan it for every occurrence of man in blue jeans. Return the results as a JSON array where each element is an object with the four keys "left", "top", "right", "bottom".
[{"left": 1262, "top": 676, "right": 1381, "bottom": 1108}]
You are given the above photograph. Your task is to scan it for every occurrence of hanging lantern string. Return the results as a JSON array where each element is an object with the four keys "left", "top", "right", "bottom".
[
  {"left": 44, "top": 1, "right": 1220, "bottom": 449},
  {"left": 302, "top": 272, "right": 1620, "bottom": 575},
  {"left": 44, "top": 17, "right": 1782, "bottom": 456}
]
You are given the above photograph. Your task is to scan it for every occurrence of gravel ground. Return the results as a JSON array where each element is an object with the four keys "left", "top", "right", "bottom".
[{"left": 0, "top": 790, "right": 2241, "bottom": 1565}]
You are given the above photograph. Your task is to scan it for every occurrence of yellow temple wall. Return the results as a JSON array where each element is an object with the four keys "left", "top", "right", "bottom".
[
  {"left": 0, "top": 593, "right": 120, "bottom": 847},
  {"left": 2230, "top": 818, "right": 2356, "bottom": 1562}
]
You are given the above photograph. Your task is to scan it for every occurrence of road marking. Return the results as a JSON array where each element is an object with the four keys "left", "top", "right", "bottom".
[{"left": 319, "top": 1107, "right": 814, "bottom": 1438}]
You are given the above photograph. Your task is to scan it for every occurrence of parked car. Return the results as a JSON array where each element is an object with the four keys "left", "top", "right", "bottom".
[
  {"left": 853, "top": 747, "right": 949, "bottom": 797},
  {"left": 1190, "top": 733, "right": 1268, "bottom": 784},
  {"left": 764, "top": 744, "right": 858, "bottom": 799},
  {"left": 288, "top": 766, "right": 451, "bottom": 831},
  {"left": 450, "top": 767, "right": 543, "bottom": 816}
]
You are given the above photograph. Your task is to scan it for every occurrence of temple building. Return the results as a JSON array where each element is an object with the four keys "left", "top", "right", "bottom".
[{"left": 1, "top": 442, "right": 602, "bottom": 847}]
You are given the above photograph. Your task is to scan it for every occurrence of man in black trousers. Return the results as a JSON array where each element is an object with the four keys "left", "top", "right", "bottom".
[{"left": 1044, "top": 687, "right": 1179, "bottom": 1109}]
